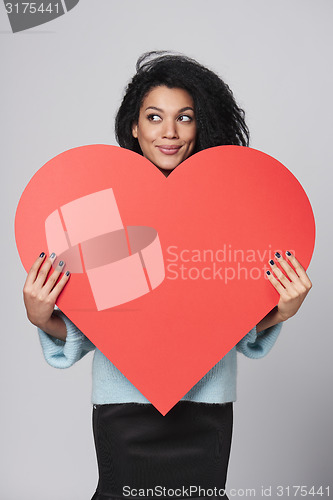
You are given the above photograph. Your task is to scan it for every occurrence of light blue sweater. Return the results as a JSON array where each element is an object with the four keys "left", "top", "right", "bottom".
[{"left": 38, "top": 310, "right": 282, "bottom": 405}]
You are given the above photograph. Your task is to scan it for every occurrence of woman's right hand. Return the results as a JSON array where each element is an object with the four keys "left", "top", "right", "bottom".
[{"left": 23, "top": 252, "right": 70, "bottom": 332}]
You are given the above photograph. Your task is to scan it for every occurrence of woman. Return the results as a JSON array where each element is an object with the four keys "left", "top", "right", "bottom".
[{"left": 23, "top": 51, "right": 312, "bottom": 499}]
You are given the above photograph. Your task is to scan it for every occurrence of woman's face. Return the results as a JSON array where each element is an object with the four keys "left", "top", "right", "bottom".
[{"left": 132, "top": 86, "right": 197, "bottom": 174}]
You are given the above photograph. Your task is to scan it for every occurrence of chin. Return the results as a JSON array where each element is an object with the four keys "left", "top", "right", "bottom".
[
  {"left": 158, "top": 155, "right": 186, "bottom": 171},
  {"left": 160, "top": 163, "right": 179, "bottom": 171},
  {"left": 150, "top": 158, "right": 178, "bottom": 172}
]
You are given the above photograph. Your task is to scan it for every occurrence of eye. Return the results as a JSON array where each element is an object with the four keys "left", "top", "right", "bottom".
[
  {"left": 178, "top": 114, "right": 193, "bottom": 122},
  {"left": 147, "top": 114, "right": 162, "bottom": 122}
]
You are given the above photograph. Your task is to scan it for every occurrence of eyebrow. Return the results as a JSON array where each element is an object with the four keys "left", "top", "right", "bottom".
[{"left": 145, "top": 106, "right": 194, "bottom": 113}]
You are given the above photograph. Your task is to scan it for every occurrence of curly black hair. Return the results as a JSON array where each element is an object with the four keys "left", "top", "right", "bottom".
[{"left": 115, "top": 51, "right": 249, "bottom": 155}]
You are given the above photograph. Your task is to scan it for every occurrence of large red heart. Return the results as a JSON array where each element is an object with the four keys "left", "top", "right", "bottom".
[{"left": 15, "top": 145, "right": 315, "bottom": 415}]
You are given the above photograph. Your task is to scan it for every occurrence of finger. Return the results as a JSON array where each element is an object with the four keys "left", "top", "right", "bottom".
[
  {"left": 24, "top": 252, "right": 46, "bottom": 286},
  {"left": 42, "top": 260, "right": 66, "bottom": 294},
  {"left": 49, "top": 270, "right": 71, "bottom": 301},
  {"left": 273, "top": 252, "right": 300, "bottom": 282},
  {"left": 268, "top": 259, "right": 292, "bottom": 288},
  {"left": 285, "top": 251, "right": 312, "bottom": 288},
  {"left": 34, "top": 252, "right": 57, "bottom": 287},
  {"left": 266, "top": 269, "right": 286, "bottom": 295}
]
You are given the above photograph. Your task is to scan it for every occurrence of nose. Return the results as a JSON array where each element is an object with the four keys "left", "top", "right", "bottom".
[{"left": 162, "top": 119, "right": 178, "bottom": 139}]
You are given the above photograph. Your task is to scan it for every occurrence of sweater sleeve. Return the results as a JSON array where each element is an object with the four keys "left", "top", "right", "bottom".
[
  {"left": 236, "top": 322, "right": 282, "bottom": 359},
  {"left": 37, "top": 309, "right": 96, "bottom": 369}
]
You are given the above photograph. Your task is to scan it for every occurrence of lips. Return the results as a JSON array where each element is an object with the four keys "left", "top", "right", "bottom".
[{"left": 156, "top": 145, "right": 182, "bottom": 155}]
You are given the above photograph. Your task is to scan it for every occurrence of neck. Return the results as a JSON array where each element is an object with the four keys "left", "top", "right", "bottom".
[{"left": 156, "top": 166, "right": 174, "bottom": 178}]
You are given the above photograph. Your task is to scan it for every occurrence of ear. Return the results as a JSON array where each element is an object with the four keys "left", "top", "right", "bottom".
[{"left": 132, "top": 122, "right": 138, "bottom": 139}]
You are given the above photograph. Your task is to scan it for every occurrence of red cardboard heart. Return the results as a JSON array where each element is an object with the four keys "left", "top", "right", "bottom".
[{"left": 15, "top": 145, "right": 315, "bottom": 415}]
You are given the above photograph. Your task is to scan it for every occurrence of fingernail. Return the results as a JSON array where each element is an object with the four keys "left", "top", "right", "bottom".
[
  {"left": 59, "top": 261, "right": 64, "bottom": 267},
  {"left": 275, "top": 252, "right": 281, "bottom": 258},
  {"left": 39, "top": 252, "right": 45, "bottom": 258},
  {"left": 50, "top": 253, "right": 56, "bottom": 259},
  {"left": 286, "top": 251, "right": 292, "bottom": 256},
  {"left": 269, "top": 259, "right": 274, "bottom": 265},
  {"left": 266, "top": 270, "right": 271, "bottom": 275},
  {"left": 65, "top": 271, "right": 70, "bottom": 277}
]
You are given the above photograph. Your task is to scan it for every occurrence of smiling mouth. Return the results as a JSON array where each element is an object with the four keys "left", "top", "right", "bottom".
[{"left": 156, "top": 145, "right": 182, "bottom": 155}]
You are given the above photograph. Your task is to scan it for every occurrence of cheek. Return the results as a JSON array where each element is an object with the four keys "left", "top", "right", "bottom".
[
  {"left": 186, "top": 123, "right": 197, "bottom": 139},
  {"left": 136, "top": 127, "right": 157, "bottom": 159},
  {"left": 187, "top": 127, "right": 197, "bottom": 147},
  {"left": 137, "top": 125, "right": 157, "bottom": 145}
]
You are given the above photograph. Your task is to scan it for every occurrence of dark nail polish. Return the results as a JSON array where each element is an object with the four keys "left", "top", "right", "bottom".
[
  {"left": 39, "top": 252, "right": 45, "bottom": 258},
  {"left": 286, "top": 251, "right": 292, "bottom": 256},
  {"left": 65, "top": 271, "right": 70, "bottom": 277},
  {"left": 266, "top": 270, "right": 271, "bottom": 275},
  {"left": 59, "top": 261, "right": 64, "bottom": 267},
  {"left": 269, "top": 259, "right": 274, "bottom": 265},
  {"left": 275, "top": 252, "right": 281, "bottom": 258},
  {"left": 50, "top": 253, "right": 56, "bottom": 259}
]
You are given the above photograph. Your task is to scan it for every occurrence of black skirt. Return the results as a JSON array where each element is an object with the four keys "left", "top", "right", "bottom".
[{"left": 91, "top": 401, "right": 233, "bottom": 500}]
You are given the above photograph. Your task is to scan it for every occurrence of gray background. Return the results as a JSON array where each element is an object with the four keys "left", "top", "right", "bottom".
[{"left": 1, "top": 0, "right": 332, "bottom": 498}]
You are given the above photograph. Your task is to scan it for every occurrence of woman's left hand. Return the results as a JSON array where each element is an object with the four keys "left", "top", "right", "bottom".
[{"left": 266, "top": 251, "right": 312, "bottom": 321}]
